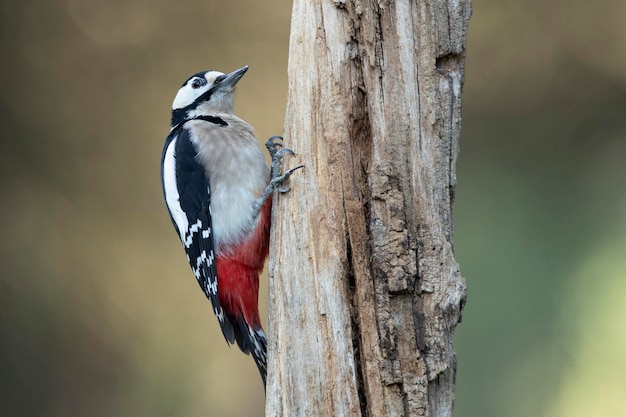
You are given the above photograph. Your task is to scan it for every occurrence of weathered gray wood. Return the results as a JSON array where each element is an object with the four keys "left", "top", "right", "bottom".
[{"left": 266, "top": 0, "right": 470, "bottom": 415}]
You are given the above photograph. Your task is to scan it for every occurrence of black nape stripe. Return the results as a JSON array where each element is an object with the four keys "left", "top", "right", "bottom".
[
  {"left": 171, "top": 108, "right": 188, "bottom": 127},
  {"left": 195, "top": 115, "right": 228, "bottom": 126},
  {"left": 170, "top": 115, "right": 229, "bottom": 137}
]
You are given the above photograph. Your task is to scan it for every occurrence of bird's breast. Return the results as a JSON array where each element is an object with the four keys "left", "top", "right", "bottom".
[{"left": 187, "top": 117, "right": 270, "bottom": 254}]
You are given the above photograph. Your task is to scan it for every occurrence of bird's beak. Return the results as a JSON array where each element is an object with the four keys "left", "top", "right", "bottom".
[{"left": 220, "top": 66, "right": 249, "bottom": 88}]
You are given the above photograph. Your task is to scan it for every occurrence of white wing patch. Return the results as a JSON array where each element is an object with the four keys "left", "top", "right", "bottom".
[{"left": 162, "top": 136, "right": 188, "bottom": 241}]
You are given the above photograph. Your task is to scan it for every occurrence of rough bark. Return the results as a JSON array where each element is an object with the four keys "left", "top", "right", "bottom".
[{"left": 266, "top": 0, "right": 470, "bottom": 416}]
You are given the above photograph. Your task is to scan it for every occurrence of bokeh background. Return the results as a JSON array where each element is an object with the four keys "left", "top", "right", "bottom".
[{"left": 1, "top": 0, "right": 624, "bottom": 416}]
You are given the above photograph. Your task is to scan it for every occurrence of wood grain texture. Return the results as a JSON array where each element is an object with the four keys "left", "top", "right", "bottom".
[{"left": 266, "top": 0, "right": 470, "bottom": 415}]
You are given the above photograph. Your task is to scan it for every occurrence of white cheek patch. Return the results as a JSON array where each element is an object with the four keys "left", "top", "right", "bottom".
[
  {"left": 172, "top": 85, "right": 201, "bottom": 110},
  {"left": 171, "top": 71, "right": 226, "bottom": 110}
]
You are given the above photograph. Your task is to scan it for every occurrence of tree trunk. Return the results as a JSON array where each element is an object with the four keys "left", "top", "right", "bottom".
[{"left": 266, "top": 0, "right": 470, "bottom": 415}]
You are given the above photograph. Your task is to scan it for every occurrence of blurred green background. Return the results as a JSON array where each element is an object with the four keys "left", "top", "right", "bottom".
[{"left": 1, "top": 0, "right": 624, "bottom": 416}]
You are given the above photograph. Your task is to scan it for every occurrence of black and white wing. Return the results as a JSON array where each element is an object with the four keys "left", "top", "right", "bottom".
[{"left": 161, "top": 127, "right": 235, "bottom": 343}]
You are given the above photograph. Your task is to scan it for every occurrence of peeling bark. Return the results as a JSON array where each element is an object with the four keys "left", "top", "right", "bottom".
[{"left": 266, "top": 0, "right": 470, "bottom": 415}]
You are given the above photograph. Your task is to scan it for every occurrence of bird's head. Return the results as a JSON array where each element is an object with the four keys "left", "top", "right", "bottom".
[{"left": 171, "top": 65, "right": 248, "bottom": 127}]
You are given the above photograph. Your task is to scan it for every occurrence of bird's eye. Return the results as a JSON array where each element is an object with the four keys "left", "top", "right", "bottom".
[{"left": 191, "top": 78, "right": 206, "bottom": 89}]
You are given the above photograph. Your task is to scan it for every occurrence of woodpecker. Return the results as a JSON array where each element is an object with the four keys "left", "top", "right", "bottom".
[{"left": 160, "top": 66, "right": 301, "bottom": 387}]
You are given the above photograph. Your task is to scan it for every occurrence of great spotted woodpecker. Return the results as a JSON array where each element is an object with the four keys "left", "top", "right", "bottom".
[{"left": 160, "top": 66, "right": 301, "bottom": 387}]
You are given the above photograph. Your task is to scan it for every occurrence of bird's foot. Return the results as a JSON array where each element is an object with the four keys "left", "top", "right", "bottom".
[
  {"left": 253, "top": 137, "right": 304, "bottom": 214},
  {"left": 265, "top": 136, "right": 284, "bottom": 160},
  {"left": 265, "top": 136, "right": 304, "bottom": 189}
]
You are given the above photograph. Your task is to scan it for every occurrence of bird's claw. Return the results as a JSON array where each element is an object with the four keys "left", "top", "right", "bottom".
[
  {"left": 264, "top": 135, "right": 304, "bottom": 194},
  {"left": 252, "top": 137, "right": 304, "bottom": 219},
  {"left": 275, "top": 165, "right": 305, "bottom": 193},
  {"left": 267, "top": 136, "right": 301, "bottom": 180},
  {"left": 265, "top": 136, "right": 285, "bottom": 159},
  {"left": 275, "top": 148, "right": 295, "bottom": 157}
]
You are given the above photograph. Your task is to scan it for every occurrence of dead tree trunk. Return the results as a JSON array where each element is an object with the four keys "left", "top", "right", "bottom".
[{"left": 266, "top": 0, "right": 470, "bottom": 416}]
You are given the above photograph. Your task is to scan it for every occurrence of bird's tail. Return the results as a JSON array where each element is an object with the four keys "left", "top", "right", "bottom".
[
  {"left": 237, "top": 321, "right": 267, "bottom": 387},
  {"left": 225, "top": 306, "right": 267, "bottom": 388}
]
